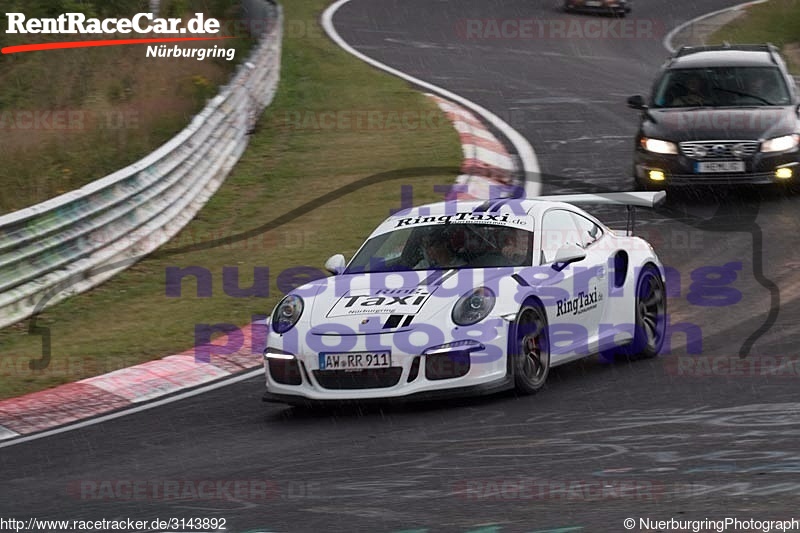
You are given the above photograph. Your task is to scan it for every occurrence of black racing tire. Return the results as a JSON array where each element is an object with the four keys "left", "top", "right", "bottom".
[
  {"left": 512, "top": 303, "right": 551, "bottom": 394},
  {"left": 626, "top": 265, "right": 667, "bottom": 359}
]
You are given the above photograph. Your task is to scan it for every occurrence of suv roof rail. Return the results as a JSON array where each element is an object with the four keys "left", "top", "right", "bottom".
[{"left": 670, "top": 43, "right": 779, "bottom": 65}]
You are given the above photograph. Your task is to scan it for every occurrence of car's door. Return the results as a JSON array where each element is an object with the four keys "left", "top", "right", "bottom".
[
  {"left": 538, "top": 208, "right": 607, "bottom": 358},
  {"left": 568, "top": 210, "right": 610, "bottom": 327}
]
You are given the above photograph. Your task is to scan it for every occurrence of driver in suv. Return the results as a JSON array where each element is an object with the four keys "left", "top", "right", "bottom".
[{"left": 627, "top": 44, "right": 800, "bottom": 189}]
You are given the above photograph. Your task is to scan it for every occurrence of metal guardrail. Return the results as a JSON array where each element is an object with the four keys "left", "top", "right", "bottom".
[{"left": 0, "top": 3, "right": 283, "bottom": 329}]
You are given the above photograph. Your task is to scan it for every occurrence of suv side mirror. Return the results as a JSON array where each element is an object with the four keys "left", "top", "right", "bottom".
[
  {"left": 627, "top": 95, "right": 646, "bottom": 110},
  {"left": 324, "top": 254, "right": 346, "bottom": 275},
  {"left": 552, "top": 243, "right": 586, "bottom": 268}
]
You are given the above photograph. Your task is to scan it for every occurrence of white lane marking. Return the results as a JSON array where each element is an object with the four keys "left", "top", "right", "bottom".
[
  {"left": 321, "top": 0, "right": 541, "bottom": 197},
  {"left": 663, "top": 0, "right": 769, "bottom": 53},
  {"left": 0, "top": 425, "right": 20, "bottom": 441},
  {"left": 0, "top": 368, "right": 263, "bottom": 449}
]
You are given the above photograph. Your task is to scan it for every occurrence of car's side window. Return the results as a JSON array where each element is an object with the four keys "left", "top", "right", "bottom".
[
  {"left": 571, "top": 213, "right": 603, "bottom": 249},
  {"left": 540, "top": 209, "right": 581, "bottom": 264}
]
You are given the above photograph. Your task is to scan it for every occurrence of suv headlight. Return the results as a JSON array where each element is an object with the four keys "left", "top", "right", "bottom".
[
  {"left": 271, "top": 295, "right": 304, "bottom": 334},
  {"left": 761, "top": 134, "right": 799, "bottom": 153},
  {"left": 640, "top": 137, "right": 678, "bottom": 155},
  {"left": 452, "top": 287, "right": 496, "bottom": 326}
]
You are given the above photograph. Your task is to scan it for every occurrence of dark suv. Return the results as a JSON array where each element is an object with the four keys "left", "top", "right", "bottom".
[{"left": 627, "top": 44, "right": 800, "bottom": 188}]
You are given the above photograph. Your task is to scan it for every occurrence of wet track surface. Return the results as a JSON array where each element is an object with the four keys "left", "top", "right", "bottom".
[{"left": 2, "top": 1, "right": 800, "bottom": 531}]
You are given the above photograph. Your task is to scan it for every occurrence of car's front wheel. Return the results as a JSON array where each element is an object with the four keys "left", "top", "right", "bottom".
[
  {"left": 512, "top": 303, "right": 550, "bottom": 394},
  {"left": 628, "top": 265, "right": 666, "bottom": 358}
]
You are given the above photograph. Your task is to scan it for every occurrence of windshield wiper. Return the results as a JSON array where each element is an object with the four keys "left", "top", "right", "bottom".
[{"left": 711, "top": 86, "right": 773, "bottom": 106}]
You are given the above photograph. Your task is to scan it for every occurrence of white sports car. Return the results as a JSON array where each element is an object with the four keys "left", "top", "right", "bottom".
[{"left": 263, "top": 192, "right": 667, "bottom": 405}]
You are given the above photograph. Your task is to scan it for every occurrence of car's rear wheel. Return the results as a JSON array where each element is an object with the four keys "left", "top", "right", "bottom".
[
  {"left": 627, "top": 265, "right": 666, "bottom": 358},
  {"left": 512, "top": 303, "right": 550, "bottom": 394}
]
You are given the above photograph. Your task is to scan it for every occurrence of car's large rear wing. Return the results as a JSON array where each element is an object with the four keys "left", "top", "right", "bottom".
[{"left": 533, "top": 191, "right": 666, "bottom": 236}]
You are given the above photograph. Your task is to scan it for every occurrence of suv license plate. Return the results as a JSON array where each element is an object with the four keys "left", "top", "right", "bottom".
[{"left": 696, "top": 161, "right": 745, "bottom": 173}]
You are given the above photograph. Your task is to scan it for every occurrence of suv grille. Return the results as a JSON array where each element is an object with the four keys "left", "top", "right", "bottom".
[{"left": 680, "top": 140, "right": 759, "bottom": 160}]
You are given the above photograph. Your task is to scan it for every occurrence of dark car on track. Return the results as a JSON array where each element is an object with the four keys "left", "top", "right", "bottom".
[
  {"left": 627, "top": 44, "right": 800, "bottom": 189},
  {"left": 563, "top": 0, "right": 631, "bottom": 16}
]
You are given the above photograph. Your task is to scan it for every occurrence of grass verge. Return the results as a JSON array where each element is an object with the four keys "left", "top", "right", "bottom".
[
  {"left": 708, "top": 0, "right": 800, "bottom": 73},
  {"left": 0, "top": 0, "right": 462, "bottom": 399},
  {"left": 0, "top": 0, "right": 255, "bottom": 213}
]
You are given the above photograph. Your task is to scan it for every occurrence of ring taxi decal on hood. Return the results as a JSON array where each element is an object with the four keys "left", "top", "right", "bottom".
[{"left": 326, "top": 287, "right": 433, "bottom": 318}]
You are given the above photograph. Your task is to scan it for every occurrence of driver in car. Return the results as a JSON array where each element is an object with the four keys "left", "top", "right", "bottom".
[
  {"left": 671, "top": 74, "right": 707, "bottom": 106},
  {"left": 415, "top": 230, "right": 464, "bottom": 269}
]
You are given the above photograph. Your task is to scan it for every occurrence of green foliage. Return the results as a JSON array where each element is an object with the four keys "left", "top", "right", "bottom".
[{"left": 710, "top": 0, "right": 800, "bottom": 72}]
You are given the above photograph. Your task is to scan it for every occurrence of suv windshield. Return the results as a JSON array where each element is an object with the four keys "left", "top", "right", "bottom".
[
  {"left": 653, "top": 66, "right": 791, "bottom": 108},
  {"left": 345, "top": 223, "right": 534, "bottom": 273}
]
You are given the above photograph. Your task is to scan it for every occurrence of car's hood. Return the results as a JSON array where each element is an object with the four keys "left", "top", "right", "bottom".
[
  {"left": 643, "top": 106, "right": 798, "bottom": 141},
  {"left": 305, "top": 268, "right": 512, "bottom": 334}
]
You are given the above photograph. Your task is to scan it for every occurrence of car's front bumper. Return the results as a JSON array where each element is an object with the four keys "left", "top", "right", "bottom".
[
  {"left": 263, "top": 322, "right": 512, "bottom": 403},
  {"left": 634, "top": 149, "right": 800, "bottom": 187},
  {"left": 263, "top": 376, "right": 514, "bottom": 407}
]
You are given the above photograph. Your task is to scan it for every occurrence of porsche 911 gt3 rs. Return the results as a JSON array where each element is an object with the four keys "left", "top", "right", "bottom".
[{"left": 263, "top": 192, "right": 667, "bottom": 405}]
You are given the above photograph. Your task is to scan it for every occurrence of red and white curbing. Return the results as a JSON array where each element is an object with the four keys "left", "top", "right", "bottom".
[
  {"left": 0, "top": 324, "right": 264, "bottom": 440},
  {"left": 427, "top": 94, "right": 520, "bottom": 200},
  {"left": 0, "top": 95, "right": 518, "bottom": 442}
]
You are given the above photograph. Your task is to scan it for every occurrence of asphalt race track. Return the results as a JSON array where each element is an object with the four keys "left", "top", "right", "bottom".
[{"left": 3, "top": 1, "right": 800, "bottom": 531}]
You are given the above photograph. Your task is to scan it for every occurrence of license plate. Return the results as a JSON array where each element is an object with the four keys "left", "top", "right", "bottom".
[
  {"left": 695, "top": 161, "right": 745, "bottom": 173},
  {"left": 585, "top": 0, "right": 602, "bottom": 5},
  {"left": 319, "top": 351, "right": 391, "bottom": 371}
]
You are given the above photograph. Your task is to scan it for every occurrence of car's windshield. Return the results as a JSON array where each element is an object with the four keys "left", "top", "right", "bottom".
[
  {"left": 345, "top": 223, "right": 534, "bottom": 273},
  {"left": 652, "top": 66, "right": 791, "bottom": 108}
]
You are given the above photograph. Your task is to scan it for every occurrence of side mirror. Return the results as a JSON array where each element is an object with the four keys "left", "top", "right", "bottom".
[
  {"left": 552, "top": 243, "right": 586, "bottom": 267},
  {"left": 324, "top": 254, "right": 346, "bottom": 275},
  {"left": 627, "top": 95, "right": 646, "bottom": 110}
]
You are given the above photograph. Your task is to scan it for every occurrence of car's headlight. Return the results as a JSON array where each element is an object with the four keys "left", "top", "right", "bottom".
[
  {"left": 761, "top": 134, "right": 800, "bottom": 153},
  {"left": 452, "top": 287, "right": 496, "bottom": 326},
  {"left": 271, "top": 295, "right": 304, "bottom": 334},
  {"left": 640, "top": 137, "right": 678, "bottom": 155}
]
